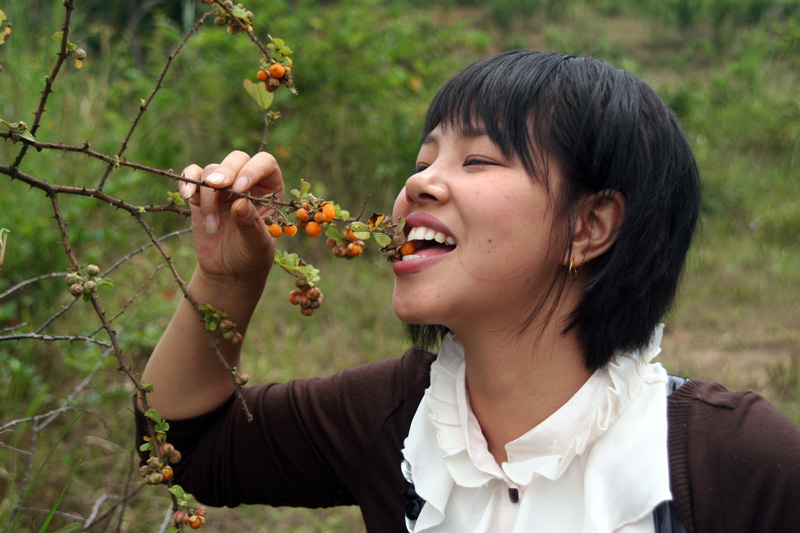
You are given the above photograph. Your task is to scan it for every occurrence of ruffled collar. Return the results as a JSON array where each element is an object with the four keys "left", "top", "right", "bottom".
[{"left": 402, "top": 326, "right": 671, "bottom": 532}]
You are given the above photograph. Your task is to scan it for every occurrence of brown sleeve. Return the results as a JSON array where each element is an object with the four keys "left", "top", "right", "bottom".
[
  {"left": 668, "top": 380, "right": 800, "bottom": 532},
  {"left": 135, "top": 349, "right": 435, "bottom": 530}
]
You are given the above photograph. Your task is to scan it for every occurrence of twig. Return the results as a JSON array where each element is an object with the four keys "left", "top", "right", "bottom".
[
  {"left": 10, "top": 0, "right": 75, "bottom": 170},
  {"left": 96, "top": 10, "right": 216, "bottom": 191}
]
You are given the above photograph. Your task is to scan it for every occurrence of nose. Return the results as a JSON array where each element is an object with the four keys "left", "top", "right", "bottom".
[{"left": 403, "top": 166, "right": 450, "bottom": 206}]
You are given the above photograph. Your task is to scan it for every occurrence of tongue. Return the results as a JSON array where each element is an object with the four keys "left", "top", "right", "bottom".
[{"left": 415, "top": 243, "right": 453, "bottom": 258}]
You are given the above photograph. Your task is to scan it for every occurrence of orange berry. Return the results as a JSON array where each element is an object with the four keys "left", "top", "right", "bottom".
[
  {"left": 265, "top": 83, "right": 278, "bottom": 93},
  {"left": 188, "top": 515, "right": 204, "bottom": 529},
  {"left": 345, "top": 228, "right": 357, "bottom": 242},
  {"left": 269, "top": 63, "right": 286, "bottom": 79},
  {"left": 268, "top": 224, "right": 283, "bottom": 238},
  {"left": 321, "top": 203, "right": 336, "bottom": 222},
  {"left": 400, "top": 241, "right": 416, "bottom": 256},
  {"left": 295, "top": 208, "right": 309, "bottom": 223},
  {"left": 305, "top": 221, "right": 322, "bottom": 237},
  {"left": 347, "top": 242, "right": 364, "bottom": 257},
  {"left": 289, "top": 290, "right": 301, "bottom": 305},
  {"left": 301, "top": 202, "right": 310, "bottom": 210},
  {"left": 313, "top": 211, "right": 327, "bottom": 224},
  {"left": 257, "top": 70, "right": 268, "bottom": 82},
  {"left": 161, "top": 465, "right": 174, "bottom": 481},
  {"left": 284, "top": 224, "right": 298, "bottom": 236}
]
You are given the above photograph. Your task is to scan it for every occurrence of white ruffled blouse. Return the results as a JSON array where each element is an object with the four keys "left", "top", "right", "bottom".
[{"left": 401, "top": 326, "right": 671, "bottom": 532}]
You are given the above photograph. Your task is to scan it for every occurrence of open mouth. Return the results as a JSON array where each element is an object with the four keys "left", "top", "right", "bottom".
[{"left": 401, "top": 225, "right": 457, "bottom": 261}]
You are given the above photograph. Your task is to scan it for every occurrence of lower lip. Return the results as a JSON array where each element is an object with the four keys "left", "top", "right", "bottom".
[{"left": 392, "top": 252, "right": 450, "bottom": 276}]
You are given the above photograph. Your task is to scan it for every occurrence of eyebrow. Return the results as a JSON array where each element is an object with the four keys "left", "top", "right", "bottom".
[{"left": 420, "top": 127, "right": 489, "bottom": 147}]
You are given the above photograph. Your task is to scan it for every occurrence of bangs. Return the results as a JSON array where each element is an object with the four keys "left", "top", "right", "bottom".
[{"left": 422, "top": 51, "right": 570, "bottom": 184}]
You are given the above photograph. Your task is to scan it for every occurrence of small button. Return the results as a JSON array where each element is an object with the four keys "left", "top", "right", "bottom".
[{"left": 508, "top": 487, "right": 519, "bottom": 503}]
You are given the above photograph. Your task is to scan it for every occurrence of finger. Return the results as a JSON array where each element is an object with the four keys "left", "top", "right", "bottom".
[
  {"left": 197, "top": 152, "right": 252, "bottom": 234},
  {"left": 204, "top": 150, "right": 252, "bottom": 190},
  {"left": 231, "top": 197, "right": 272, "bottom": 254},
  {"left": 179, "top": 164, "right": 202, "bottom": 199},
  {"left": 231, "top": 152, "right": 284, "bottom": 197}
]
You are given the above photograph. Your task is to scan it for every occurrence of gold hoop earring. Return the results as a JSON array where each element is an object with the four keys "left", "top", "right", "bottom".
[{"left": 568, "top": 260, "right": 579, "bottom": 281}]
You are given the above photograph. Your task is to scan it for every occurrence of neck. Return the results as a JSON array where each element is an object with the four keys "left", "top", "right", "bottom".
[{"left": 454, "top": 312, "right": 593, "bottom": 465}]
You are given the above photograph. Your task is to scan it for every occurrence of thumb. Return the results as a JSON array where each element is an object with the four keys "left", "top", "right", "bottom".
[{"left": 231, "top": 198, "right": 271, "bottom": 251}]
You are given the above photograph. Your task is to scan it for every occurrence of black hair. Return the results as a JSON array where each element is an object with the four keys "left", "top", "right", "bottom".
[{"left": 407, "top": 50, "right": 701, "bottom": 370}]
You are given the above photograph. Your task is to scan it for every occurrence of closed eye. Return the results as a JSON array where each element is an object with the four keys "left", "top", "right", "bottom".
[{"left": 464, "top": 158, "right": 497, "bottom": 167}]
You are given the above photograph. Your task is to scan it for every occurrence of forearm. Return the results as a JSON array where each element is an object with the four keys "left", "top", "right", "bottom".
[{"left": 141, "top": 267, "right": 267, "bottom": 419}]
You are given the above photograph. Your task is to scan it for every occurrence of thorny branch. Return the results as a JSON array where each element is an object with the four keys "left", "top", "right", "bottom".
[{"left": 0, "top": 1, "right": 306, "bottom": 529}]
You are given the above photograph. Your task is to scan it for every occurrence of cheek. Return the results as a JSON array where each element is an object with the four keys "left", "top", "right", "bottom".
[{"left": 392, "top": 186, "right": 410, "bottom": 221}]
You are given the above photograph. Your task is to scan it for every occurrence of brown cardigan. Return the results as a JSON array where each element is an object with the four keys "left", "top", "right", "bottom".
[{"left": 135, "top": 349, "right": 800, "bottom": 531}]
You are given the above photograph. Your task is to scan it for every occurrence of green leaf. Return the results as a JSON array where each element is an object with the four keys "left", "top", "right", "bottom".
[
  {"left": 373, "top": 232, "right": 392, "bottom": 248},
  {"left": 350, "top": 221, "right": 371, "bottom": 240},
  {"left": 300, "top": 179, "right": 311, "bottom": 196},
  {"left": 272, "top": 37, "right": 285, "bottom": 47},
  {"left": 39, "top": 463, "right": 79, "bottom": 532},
  {"left": 169, "top": 485, "right": 186, "bottom": 500},
  {"left": 168, "top": 528, "right": 180, "bottom": 533},
  {"left": 144, "top": 409, "right": 163, "bottom": 424},
  {"left": 52, "top": 31, "right": 63, "bottom": 42},
  {"left": 279, "top": 46, "right": 293, "bottom": 55},
  {"left": 242, "top": 79, "right": 274, "bottom": 111},
  {"left": 139, "top": 441, "right": 153, "bottom": 452},
  {"left": 290, "top": 188, "right": 300, "bottom": 198},
  {"left": 325, "top": 227, "right": 344, "bottom": 241},
  {"left": 141, "top": 381, "right": 155, "bottom": 393}
]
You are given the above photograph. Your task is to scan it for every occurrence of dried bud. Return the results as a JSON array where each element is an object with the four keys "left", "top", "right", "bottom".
[
  {"left": 148, "top": 472, "right": 164, "bottom": 485},
  {"left": 86, "top": 264, "right": 100, "bottom": 276},
  {"left": 139, "top": 465, "right": 152, "bottom": 477},
  {"left": 69, "top": 283, "right": 84, "bottom": 297},
  {"left": 147, "top": 456, "right": 163, "bottom": 469},
  {"left": 83, "top": 280, "right": 97, "bottom": 293},
  {"left": 65, "top": 273, "right": 81, "bottom": 285},
  {"left": 174, "top": 511, "right": 190, "bottom": 524},
  {"left": 74, "top": 48, "right": 87, "bottom": 60},
  {"left": 235, "top": 372, "right": 250, "bottom": 386},
  {"left": 195, "top": 506, "right": 207, "bottom": 518}
]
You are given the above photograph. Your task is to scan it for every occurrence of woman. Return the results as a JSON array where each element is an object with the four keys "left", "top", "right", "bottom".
[{"left": 136, "top": 51, "right": 800, "bottom": 531}]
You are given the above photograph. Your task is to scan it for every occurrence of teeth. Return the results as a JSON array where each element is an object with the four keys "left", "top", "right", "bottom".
[
  {"left": 407, "top": 225, "right": 455, "bottom": 245},
  {"left": 401, "top": 254, "right": 420, "bottom": 261}
]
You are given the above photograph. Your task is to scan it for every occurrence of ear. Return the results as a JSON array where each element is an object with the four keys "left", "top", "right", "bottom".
[{"left": 564, "top": 190, "right": 626, "bottom": 268}]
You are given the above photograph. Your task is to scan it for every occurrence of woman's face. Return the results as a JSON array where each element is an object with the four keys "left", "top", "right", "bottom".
[{"left": 391, "top": 124, "right": 568, "bottom": 334}]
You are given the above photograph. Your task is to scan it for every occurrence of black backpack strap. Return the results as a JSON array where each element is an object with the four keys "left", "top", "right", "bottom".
[{"left": 653, "top": 374, "right": 690, "bottom": 533}]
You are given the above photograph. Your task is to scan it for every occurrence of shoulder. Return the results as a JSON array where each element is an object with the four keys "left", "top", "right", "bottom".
[{"left": 667, "top": 379, "right": 800, "bottom": 532}]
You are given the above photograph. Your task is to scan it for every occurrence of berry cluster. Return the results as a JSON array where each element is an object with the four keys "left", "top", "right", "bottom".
[
  {"left": 256, "top": 60, "right": 292, "bottom": 93},
  {"left": 288, "top": 278, "right": 324, "bottom": 316},
  {"left": 139, "top": 443, "right": 182, "bottom": 486},
  {"left": 174, "top": 505, "right": 207, "bottom": 530},
  {"left": 211, "top": 0, "right": 254, "bottom": 35},
  {"left": 292, "top": 201, "right": 336, "bottom": 237},
  {"left": 65, "top": 264, "right": 113, "bottom": 300},
  {"left": 199, "top": 303, "right": 243, "bottom": 344},
  {"left": 325, "top": 227, "right": 365, "bottom": 258}
]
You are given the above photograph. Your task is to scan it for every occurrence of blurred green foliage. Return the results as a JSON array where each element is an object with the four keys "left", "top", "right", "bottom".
[{"left": 1, "top": 0, "right": 799, "bottom": 530}]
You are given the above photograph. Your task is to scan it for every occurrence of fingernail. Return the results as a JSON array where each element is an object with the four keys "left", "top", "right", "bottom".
[
  {"left": 204, "top": 214, "right": 219, "bottom": 234},
  {"left": 232, "top": 176, "right": 249, "bottom": 193},
  {"left": 207, "top": 172, "right": 226, "bottom": 186}
]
